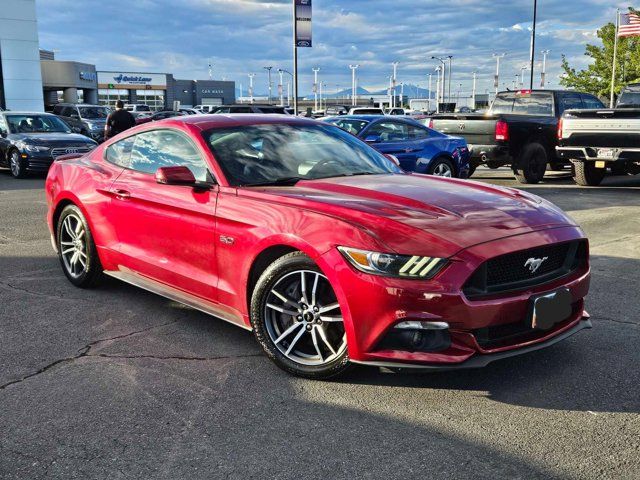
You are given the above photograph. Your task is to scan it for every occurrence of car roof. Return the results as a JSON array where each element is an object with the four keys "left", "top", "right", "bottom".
[
  {"left": 161, "top": 114, "right": 320, "bottom": 131},
  {"left": 1, "top": 111, "right": 56, "bottom": 116}
]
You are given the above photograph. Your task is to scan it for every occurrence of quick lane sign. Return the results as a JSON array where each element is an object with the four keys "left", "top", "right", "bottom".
[{"left": 295, "top": 0, "right": 312, "bottom": 47}]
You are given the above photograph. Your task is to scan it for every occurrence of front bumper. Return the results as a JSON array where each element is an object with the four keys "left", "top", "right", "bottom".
[
  {"left": 353, "top": 317, "right": 591, "bottom": 371},
  {"left": 321, "top": 226, "right": 590, "bottom": 368},
  {"left": 22, "top": 153, "right": 54, "bottom": 172}
]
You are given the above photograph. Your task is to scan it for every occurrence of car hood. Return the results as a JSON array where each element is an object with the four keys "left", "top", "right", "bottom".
[
  {"left": 9, "top": 132, "right": 96, "bottom": 145},
  {"left": 247, "top": 174, "right": 577, "bottom": 257}
]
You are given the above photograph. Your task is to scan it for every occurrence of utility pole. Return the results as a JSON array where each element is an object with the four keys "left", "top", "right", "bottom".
[
  {"left": 471, "top": 71, "right": 477, "bottom": 110},
  {"left": 400, "top": 82, "right": 404, "bottom": 108},
  {"left": 349, "top": 64, "right": 359, "bottom": 106},
  {"left": 264, "top": 66, "right": 273, "bottom": 104},
  {"left": 388, "top": 75, "right": 393, "bottom": 108},
  {"left": 432, "top": 56, "right": 447, "bottom": 108},
  {"left": 391, "top": 62, "right": 399, "bottom": 108},
  {"left": 319, "top": 81, "right": 324, "bottom": 111},
  {"left": 529, "top": 0, "right": 538, "bottom": 89},
  {"left": 312, "top": 67, "right": 320, "bottom": 112},
  {"left": 540, "top": 49, "right": 550, "bottom": 88},
  {"left": 248, "top": 73, "right": 255, "bottom": 103},
  {"left": 278, "top": 69, "right": 284, "bottom": 106},
  {"left": 492, "top": 53, "right": 506, "bottom": 96}
]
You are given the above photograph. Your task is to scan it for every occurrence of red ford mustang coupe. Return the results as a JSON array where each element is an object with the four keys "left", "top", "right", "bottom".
[{"left": 45, "top": 115, "right": 591, "bottom": 378}]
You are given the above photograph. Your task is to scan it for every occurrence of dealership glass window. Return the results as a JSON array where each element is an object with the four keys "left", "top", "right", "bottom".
[
  {"left": 135, "top": 90, "right": 165, "bottom": 111},
  {"left": 98, "top": 89, "right": 130, "bottom": 106}
]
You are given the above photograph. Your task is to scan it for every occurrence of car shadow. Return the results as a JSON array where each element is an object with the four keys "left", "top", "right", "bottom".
[{"left": 0, "top": 169, "right": 47, "bottom": 191}]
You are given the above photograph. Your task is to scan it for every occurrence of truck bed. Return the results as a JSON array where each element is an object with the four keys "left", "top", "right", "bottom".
[{"left": 560, "top": 108, "right": 640, "bottom": 148}]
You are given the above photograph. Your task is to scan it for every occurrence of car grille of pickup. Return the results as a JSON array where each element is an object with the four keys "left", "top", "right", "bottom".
[
  {"left": 51, "top": 146, "right": 91, "bottom": 158},
  {"left": 463, "top": 240, "right": 588, "bottom": 298}
]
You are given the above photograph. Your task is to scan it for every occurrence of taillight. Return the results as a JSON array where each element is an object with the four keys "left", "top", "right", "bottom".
[
  {"left": 557, "top": 117, "right": 564, "bottom": 140},
  {"left": 495, "top": 120, "right": 509, "bottom": 141}
]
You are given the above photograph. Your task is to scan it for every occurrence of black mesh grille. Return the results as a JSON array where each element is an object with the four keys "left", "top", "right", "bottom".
[
  {"left": 463, "top": 240, "right": 587, "bottom": 298},
  {"left": 486, "top": 243, "right": 571, "bottom": 286}
]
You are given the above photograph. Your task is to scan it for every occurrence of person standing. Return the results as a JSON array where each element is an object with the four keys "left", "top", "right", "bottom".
[{"left": 104, "top": 100, "right": 136, "bottom": 139}]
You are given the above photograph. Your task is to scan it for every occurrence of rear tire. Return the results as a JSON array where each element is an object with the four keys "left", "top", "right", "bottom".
[
  {"left": 9, "top": 150, "right": 27, "bottom": 179},
  {"left": 250, "top": 252, "right": 351, "bottom": 379},
  {"left": 513, "top": 143, "right": 547, "bottom": 184},
  {"left": 427, "top": 157, "right": 455, "bottom": 178},
  {"left": 56, "top": 204, "right": 103, "bottom": 288},
  {"left": 573, "top": 161, "right": 605, "bottom": 186}
]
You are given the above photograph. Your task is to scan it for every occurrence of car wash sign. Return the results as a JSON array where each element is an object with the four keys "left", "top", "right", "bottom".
[{"left": 295, "top": 0, "right": 312, "bottom": 47}]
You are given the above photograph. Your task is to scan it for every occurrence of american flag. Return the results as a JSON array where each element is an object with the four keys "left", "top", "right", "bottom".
[{"left": 618, "top": 12, "right": 640, "bottom": 37}]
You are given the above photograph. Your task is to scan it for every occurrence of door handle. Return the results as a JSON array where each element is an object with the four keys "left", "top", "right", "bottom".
[{"left": 114, "top": 189, "right": 131, "bottom": 200}]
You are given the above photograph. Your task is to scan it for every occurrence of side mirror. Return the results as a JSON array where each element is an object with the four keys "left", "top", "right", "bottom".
[
  {"left": 155, "top": 166, "right": 197, "bottom": 186},
  {"left": 364, "top": 135, "right": 381, "bottom": 143},
  {"left": 384, "top": 154, "right": 401, "bottom": 167}
]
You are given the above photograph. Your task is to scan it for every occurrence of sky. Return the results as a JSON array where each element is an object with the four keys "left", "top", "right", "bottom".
[{"left": 36, "top": 0, "right": 626, "bottom": 96}]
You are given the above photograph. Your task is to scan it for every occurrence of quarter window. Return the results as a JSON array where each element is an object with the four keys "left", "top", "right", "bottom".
[
  {"left": 128, "top": 130, "right": 209, "bottom": 181},
  {"left": 105, "top": 136, "right": 135, "bottom": 167}
]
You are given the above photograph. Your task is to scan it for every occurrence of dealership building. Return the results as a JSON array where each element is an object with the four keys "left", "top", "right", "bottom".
[{"left": 0, "top": 0, "right": 44, "bottom": 111}]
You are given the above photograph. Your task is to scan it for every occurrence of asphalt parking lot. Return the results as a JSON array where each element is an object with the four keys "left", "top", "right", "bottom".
[{"left": 0, "top": 167, "right": 639, "bottom": 480}]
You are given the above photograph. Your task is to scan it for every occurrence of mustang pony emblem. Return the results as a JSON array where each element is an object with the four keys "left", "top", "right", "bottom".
[{"left": 525, "top": 257, "right": 548, "bottom": 274}]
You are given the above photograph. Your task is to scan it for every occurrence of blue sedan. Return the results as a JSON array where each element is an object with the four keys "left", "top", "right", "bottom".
[{"left": 325, "top": 115, "right": 470, "bottom": 178}]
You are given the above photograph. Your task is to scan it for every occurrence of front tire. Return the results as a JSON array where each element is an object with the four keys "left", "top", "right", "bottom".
[
  {"left": 573, "top": 161, "right": 605, "bottom": 186},
  {"left": 513, "top": 143, "right": 547, "bottom": 184},
  {"left": 250, "top": 252, "right": 350, "bottom": 379},
  {"left": 56, "top": 204, "right": 103, "bottom": 288},
  {"left": 9, "top": 150, "right": 27, "bottom": 179}
]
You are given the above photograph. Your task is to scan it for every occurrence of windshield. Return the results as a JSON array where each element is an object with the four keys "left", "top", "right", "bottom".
[
  {"left": 352, "top": 109, "right": 383, "bottom": 115},
  {"left": 326, "top": 118, "right": 370, "bottom": 135},
  {"left": 78, "top": 106, "right": 111, "bottom": 119},
  {"left": 617, "top": 91, "right": 640, "bottom": 107},
  {"left": 202, "top": 123, "right": 402, "bottom": 186},
  {"left": 6, "top": 115, "right": 71, "bottom": 134},
  {"left": 491, "top": 92, "right": 554, "bottom": 116}
]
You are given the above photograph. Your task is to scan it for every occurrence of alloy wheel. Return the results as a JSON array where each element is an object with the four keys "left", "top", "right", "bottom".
[
  {"left": 9, "top": 151, "right": 21, "bottom": 177},
  {"left": 433, "top": 162, "right": 453, "bottom": 177},
  {"left": 59, "top": 214, "right": 88, "bottom": 278},
  {"left": 264, "top": 270, "right": 346, "bottom": 366}
]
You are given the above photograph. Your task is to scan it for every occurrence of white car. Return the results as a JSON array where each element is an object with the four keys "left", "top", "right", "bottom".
[{"left": 347, "top": 107, "right": 384, "bottom": 115}]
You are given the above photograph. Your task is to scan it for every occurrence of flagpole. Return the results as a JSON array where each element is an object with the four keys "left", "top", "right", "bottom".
[{"left": 610, "top": 9, "right": 620, "bottom": 108}]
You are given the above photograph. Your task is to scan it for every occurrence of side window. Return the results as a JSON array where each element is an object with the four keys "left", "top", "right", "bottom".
[
  {"left": 230, "top": 106, "right": 252, "bottom": 113},
  {"left": 367, "top": 122, "right": 409, "bottom": 142},
  {"left": 0, "top": 116, "right": 7, "bottom": 134},
  {"left": 582, "top": 94, "right": 604, "bottom": 109},
  {"left": 129, "top": 130, "right": 209, "bottom": 181},
  {"left": 559, "top": 94, "right": 583, "bottom": 114},
  {"left": 408, "top": 124, "right": 429, "bottom": 139},
  {"left": 105, "top": 136, "right": 135, "bottom": 168}
]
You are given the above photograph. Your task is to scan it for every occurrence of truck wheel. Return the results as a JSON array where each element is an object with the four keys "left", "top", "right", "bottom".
[
  {"left": 573, "top": 161, "right": 605, "bottom": 186},
  {"left": 468, "top": 160, "right": 479, "bottom": 178},
  {"left": 513, "top": 143, "right": 547, "bottom": 184}
]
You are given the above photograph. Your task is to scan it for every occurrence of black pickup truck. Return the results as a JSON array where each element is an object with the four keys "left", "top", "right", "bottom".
[{"left": 429, "top": 90, "right": 604, "bottom": 183}]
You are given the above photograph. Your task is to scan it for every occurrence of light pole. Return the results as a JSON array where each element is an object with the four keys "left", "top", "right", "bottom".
[
  {"left": 492, "top": 53, "right": 506, "bottom": 96},
  {"left": 388, "top": 75, "right": 393, "bottom": 108},
  {"left": 248, "top": 73, "right": 256, "bottom": 103},
  {"left": 319, "top": 81, "right": 324, "bottom": 111},
  {"left": 264, "top": 66, "right": 273, "bottom": 104},
  {"left": 278, "top": 68, "right": 294, "bottom": 106},
  {"left": 349, "top": 64, "right": 359, "bottom": 106},
  {"left": 312, "top": 67, "right": 320, "bottom": 111},
  {"left": 208, "top": 59, "right": 213, "bottom": 80},
  {"left": 428, "top": 73, "right": 433, "bottom": 112},
  {"left": 400, "top": 82, "right": 404, "bottom": 108},
  {"left": 447, "top": 55, "right": 453, "bottom": 104},
  {"left": 278, "top": 69, "right": 284, "bottom": 106},
  {"left": 435, "top": 67, "right": 442, "bottom": 113},
  {"left": 391, "top": 62, "right": 399, "bottom": 108},
  {"left": 432, "top": 56, "right": 447, "bottom": 108},
  {"left": 471, "top": 71, "right": 477, "bottom": 110},
  {"left": 520, "top": 65, "right": 528, "bottom": 87},
  {"left": 529, "top": 0, "right": 538, "bottom": 89},
  {"left": 540, "top": 49, "right": 550, "bottom": 88},
  {"left": 513, "top": 74, "right": 518, "bottom": 90}
]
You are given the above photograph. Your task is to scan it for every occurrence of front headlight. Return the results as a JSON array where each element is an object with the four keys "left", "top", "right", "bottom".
[
  {"left": 338, "top": 246, "right": 447, "bottom": 279},
  {"left": 16, "top": 141, "right": 49, "bottom": 153}
]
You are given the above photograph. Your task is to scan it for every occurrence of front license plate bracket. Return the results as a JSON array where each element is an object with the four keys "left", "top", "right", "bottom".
[{"left": 530, "top": 289, "right": 573, "bottom": 331}]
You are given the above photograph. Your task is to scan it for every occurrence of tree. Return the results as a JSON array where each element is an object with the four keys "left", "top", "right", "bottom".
[{"left": 560, "top": 8, "right": 640, "bottom": 98}]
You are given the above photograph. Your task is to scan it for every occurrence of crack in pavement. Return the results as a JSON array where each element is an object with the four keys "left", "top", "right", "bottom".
[
  {"left": 0, "top": 281, "right": 91, "bottom": 303},
  {"left": 88, "top": 353, "right": 263, "bottom": 361},
  {"left": 0, "top": 320, "right": 179, "bottom": 391},
  {"left": 595, "top": 316, "right": 639, "bottom": 327}
]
